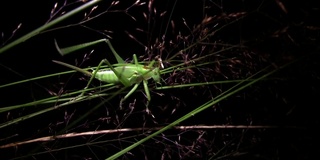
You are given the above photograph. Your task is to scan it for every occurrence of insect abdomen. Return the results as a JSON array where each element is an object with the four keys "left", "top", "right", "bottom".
[{"left": 94, "top": 70, "right": 119, "bottom": 84}]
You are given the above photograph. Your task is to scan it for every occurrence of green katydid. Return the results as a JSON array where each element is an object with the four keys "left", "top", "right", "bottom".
[{"left": 52, "top": 39, "right": 161, "bottom": 112}]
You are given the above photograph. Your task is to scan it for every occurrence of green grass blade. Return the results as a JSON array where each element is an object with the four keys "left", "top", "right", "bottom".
[
  {"left": 0, "top": 0, "right": 102, "bottom": 54},
  {"left": 0, "top": 93, "right": 109, "bottom": 129},
  {"left": 105, "top": 62, "right": 293, "bottom": 159},
  {"left": 0, "top": 70, "right": 75, "bottom": 89}
]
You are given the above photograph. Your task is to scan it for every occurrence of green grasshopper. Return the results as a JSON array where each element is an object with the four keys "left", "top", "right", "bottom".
[{"left": 52, "top": 39, "right": 161, "bottom": 112}]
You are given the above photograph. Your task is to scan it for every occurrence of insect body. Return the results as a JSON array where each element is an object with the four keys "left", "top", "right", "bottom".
[
  {"left": 53, "top": 39, "right": 161, "bottom": 112},
  {"left": 53, "top": 58, "right": 160, "bottom": 86},
  {"left": 93, "top": 64, "right": 160, "bottom": 85}
]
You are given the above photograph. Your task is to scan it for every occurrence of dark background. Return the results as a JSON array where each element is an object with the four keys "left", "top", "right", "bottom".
[{"left": 0, "top": 0, "right": 319, "bottom": 159}]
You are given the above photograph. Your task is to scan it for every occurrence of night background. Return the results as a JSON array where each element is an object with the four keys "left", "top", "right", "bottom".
[{"left": 0, "top": 0, "right": 319, "bottom": 159}]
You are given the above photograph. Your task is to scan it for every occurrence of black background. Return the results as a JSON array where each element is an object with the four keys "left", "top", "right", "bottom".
[{"left": 0, "top": 0, "right": 319, "bottom": 159}]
